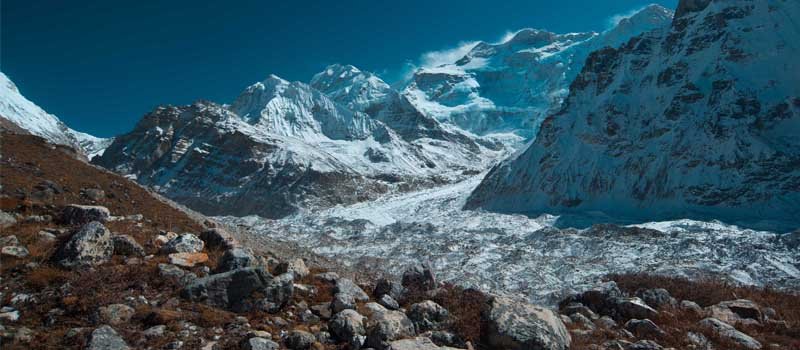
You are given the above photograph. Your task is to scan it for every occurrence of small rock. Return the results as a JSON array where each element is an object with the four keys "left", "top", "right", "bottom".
[
  {"left": 161, "top": 233, "right": 204, "bottom": 254},
  {"left": 628, "top": 340, "right": 663, "bottom": 350},
  {"left": 285, "top": 330, "right": 316, "bottom": 350},
  {"left": 82, "top": 188, "right": 106, "bottom": 201},
  {"left": 169, "top": 252, "right": 209, "bottom": 267},
  {"left": 716, "top": 299, "right": 763, "bottom": 322},
  {"left": 294, "top": 284, "right": 317, "bottom": 298},
  {"left": 482, "top": 295, "right": 571, "bottom": 350},
  {"left": 699, "top": 317, "right": 762, "bottom": 349},
  {"left": 0, "top": 309, "right": 20, "bottom": 322},
  {"left": 0, "top": 235, "right": 19, "bottom": 246},
  {"left": 216, "top": 247, "right": 256, "bottom": 272},
  {"left": 686, "top": 331, "right": 710, "bottom": 348},
  {"left": 636, "top": 288, "right": 674, "bottom": 309},
  {"left": 1, "top": 245, "right": 29, "bottom": 258},
  {"left": 56, "top": 221, "right": 114, "bottom": 267},
  {"left": 311, "top": 303, "right": 333, "bottom": 320},
  {"left": 62, "top": 204, "right": 110, "bottom": 225},
  {"left": 624, "top": 319, "right": 666, "bottom": 338},
  {"left": 199, "top": 228, "right": 237, "bottom": 250},
  {"left": 408, "top": 300, "right": 449, "bottom": 332},
  {"left": 364, "top": 304, "right": 416, "bottom": 350},
  {"left": 14, "top": 326, "right": 34, "bottom": 343},
  {"left": 374, "top": 277, "right": 404, "bottom": 300},
  {"left": 331, "top": 292, "right": 356, "bottom": 313},
  {"left": 313, "top": 272, "right": 340, "bottom": 283},
  {"left": 378, "top": 294, "right": 400, "bottom": 310},
  {"left": 112, "top": 235, "right": 145, "bottom": 256},
  {"left": 37, "top": 230, "right": 58, "bottom": 242},
  {"left": 0, "top": 211, "right": 17, "bottom": 228},
  {"left": 242, "top": 337, "right": 279, "bottom": 350},
  {"left": 335, "top": 278, "right": 369, "bottom": 302},
  {"left": 389, "top": 337, "right": 457, "bottom": 350},
  {"left": 560, "top": 281, "right": 622, "bottom": 317},
  {"left": 88, "top": 325, "right": 130, "bottom": 350},
  {"left": 594, "top": 316, "right": 617, "bottom": 329},
  {"left": 143, "top": 325, "right": 167, "bottom": 339},
  {"left": 570, "top": 313, "right": 596, "bottom": 330},
  {"left": 158, "top": 263, "right": 198, "bottom": 284},
  {"left": 615, "top": 297, "right": 658, "bottom": 320},
  {"left": 98, "top": 304, "right": 135, "bottom": 326},
  {"left": 680, "top": 300, "right": 704, "bottom": 316},
  {"left": 275, "top": 258, "right": 310, "bottom": 278},
  {"left": 561, "top": 302, "right": 598, "bottom": 320},
  {"left": 401, "top": 263, "right": 437, "bottom": 291},
  {"left": 329, "top": 309, "right": 366, "bottom": 341}
]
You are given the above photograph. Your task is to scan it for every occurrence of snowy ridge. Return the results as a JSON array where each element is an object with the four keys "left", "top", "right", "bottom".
[
  {"left": 0, "top": 72, "right": 112, "bottom": 158},
  {"left": 467, "top": 0, "right": 800, "bottom": 231}
]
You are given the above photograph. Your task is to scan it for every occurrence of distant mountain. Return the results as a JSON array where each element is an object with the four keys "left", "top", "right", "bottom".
[
  {"left": 402, "top": 4, "right": 674, "bottom": 142},
  {"left": 466, "top": 0, "right": 800, "bottom": 231},
  {"left": 94, "top": 71, "right": 501, "bottom": 218},
  {"left": 0, "top": 72, "right": 112, "bottom": 159}
]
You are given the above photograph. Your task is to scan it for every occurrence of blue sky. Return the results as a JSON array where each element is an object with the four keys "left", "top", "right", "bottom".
[{"left": 1, "top": 0, "right": 676, "bottom": 137}]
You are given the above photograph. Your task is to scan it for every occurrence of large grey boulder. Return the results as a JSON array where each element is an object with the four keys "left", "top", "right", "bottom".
[
  {"left": 374, "top": 277, "right": 404, "bottom": 300},
  {"left": 402, "top": 263, "right": 437, "bottom": 291},
  {"left": 561, "top": 281, "right": 622, "bottom": 317},
  {"left": 111, "top": 235, "right": 144, "bottom": 256},
  {"left": 160, "top": 233, "right": 204, "bottom": 254},
  {"left": 408, "top": 300, "right": 449, "bottom": 332},
  {"left": 335, "top": 278, "right": 370, "bottom": 302},
  {"left": 181, "top": 267, "right": 292, "bottom": 313},
  {"left": 284, "top": 330, "right": 316, "bottom": 350},
  {"left": 483, "top": 296, "right": 571, "bottom": 350},
  {"left": 329, "top": 309, "right": 366, "bottom": 342},
  {"left": 216, "top": 247, "right": 257, "bottom": 273},
  {"left": 699, "top": 318, "right": 762, "bottom": 349},
  {"left": 256, "top": 273, "right": 294, "bottom": 313},
  {"left": 615, "top": 297, "right": 659, "bottom": 320},
  {"left": 56, "top": 221, "right": 114, "bottom": 267},
  {"left": 62, "top": 205, "right": 110, "bottom": 225},
  {"left": 364, "top": 303, "right": 417, "bottom": 350},
  {"left": 87, "top": 325, "right": 130, "bottom": 350}
]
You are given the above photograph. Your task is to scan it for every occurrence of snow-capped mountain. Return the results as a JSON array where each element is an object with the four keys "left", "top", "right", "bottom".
[
  {"left": 94, "top": 71, "right": 503, "bottom": 218},
  {"left": 467, "top": 0, "right": 800, "bottom": 232},
  {"left": 402, "top": 4, "right": 673, "bottom": 142},
  {"left": 0, "top": 72, "right": 112, "bottom": 159}
]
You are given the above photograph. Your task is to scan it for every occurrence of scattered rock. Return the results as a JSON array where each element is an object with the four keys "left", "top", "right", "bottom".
[
  {"left": 594, "top": 316, "right": 617, "bottom": 329},
  {"left": 111, "top": 234, "right": 145, "bottom": 256},
  {"left": 242, "top": 337, "right": 280, "bottom": 350},
  {"left": 169, "top": 252, "right": 209, "bottom": 268},
  {"left": 37, "top": 230, "right": 58, "bottom": 242},
  {"left": 311, "top": 303, "right": 333, "bottom": 320},
  {"left": 182, "top": 267, "right": 287, "bottom": 312},
  {"left": 1, "top": 245, "right": 29, "bottom": 258},
  {"left": 482, "top": 295, "right": 571, "bottom": 350},
  {"left": 561, "top": 302, "right": 598, "bottom": 320},
  {"left": 62, "top": 205, "right": 110, "bottom": 225},
  {"left": 329, "top": 309, "right": 366, "bottom": 342},
  {"left": 378, "top": 294, "right": 400, "bottom": 310},
  {"left": 389, "top": 337, "right": 462, "bottom": 350},
  {"left": 143, "top": 325, "right": 167, "bottom": 339},
  {"left": 275, "top": 258, "right": 310, "bottom": 278},
  {"left": 374, "top": 277, "right": 404, "bottom": 300},
  {"left": 98, "top": 304, "right": 135, "bottom": 326},
  {"left": 624, "top": 319, "right": 666, "bottom": 338},
  {"left": 561, "top": 281, "right": 622, "bottom": 317},
  {"left": 636, "top": 288, "right": 674, "bottom": 309},
  {"left": 314, "top": 272, "right": 340, "bottom": 283},
  {"left": 402, "top": 263, "right": 437, "bottom": 291},
  {"left": 408, "top": 300, "right": 449, "bottom": 332},
  {"left": 56, "top": 221, "right": 114, "bottom": 267},
  {"left": 335, "top": 278, "right": 369, "bottom": 302},
  {"left": 699, "top": 317, "right": 762, "bottom": 349},
  {"left": 717, "top": 299, "right": 763, "bottom": 322},
  {"left": 0, "top": 308, "right": 20, "bottom": 322},
  {"left": 285, "top": 330, "right": 316, "bottom": 350},
  {"left": 615, "top": 297, "right": 658, "bottom": 320},
  {"left": 256, "top": 273, "right": 295, "bottom": 313},
  {"left": 680, "top": 300, "right": 704, "bottom": 316},
  {"left": 569, "top": 313, "right": 596, "bottom": 330},
  {"left": 161, "top": 233, "right": 204, "bottom": 254},
  {"left": 216, "top": 247, "right": 257, "bottom": 272},
  {"left": 88, "top": 325, "right": 130, "bottom": 350},
  {"left": 364, "top": 303, "right": 417, "bottom": 350},
  {"left": 159, "top": 263, "right": 198, "bottom": 284},
  {"left": 331, "top": 292, "right": 356, "bottom": 314}
]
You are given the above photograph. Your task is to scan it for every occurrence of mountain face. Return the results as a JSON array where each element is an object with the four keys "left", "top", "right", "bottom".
[
  {"left": 0, "top": 72, "right": 113, "bottom": 158},
  {"left": 94, "top": 72, "right": 500, "bottom": 218},
  {"left": 402, "top": 4, "right": 674, "bottom": 142},
  {"left": 467, "top": 0, "right": 800, "bottom": 231}
]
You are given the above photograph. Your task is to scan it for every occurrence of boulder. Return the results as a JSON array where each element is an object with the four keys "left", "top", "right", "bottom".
[
  {"left": 560, "top": 302, "right": 597, "bottom": 319},
  {"left": 160, "top": 233, "right": 204, "bottom": 254},
  {"left": 335, "top": 278, "right": 369, "bottom": 302},
  {"left": 569, "top": 313, "right": 595, "bottom": 330},
  {"left": 1, "top": 245, "right": 29, "bottom": 258},
  {"left": 56, "top": 221, "right": 114, "bottom": 267},
  {"left": 408, "top": 300, "right": 449, "bottom": 332},
  {"left": 624, "top": 319, "right": 666, "bottom": 338},
  {"left": 217, "top": 247, "right": 257, "bottom": 272},
  {"left": 402, "top": 263, "right": 437, "bottom": 291},
  {"left": 242, "top": 337, "right": 280, "bottom": 350},
  {"left": 329, "top": 309, "right": 366, "bottom": 342},
  {"left": 628, "top": 340, "right": 663, "bottom": 350},
  {"left": 561, "top": 281, "right": 622, "bottom": 317},
  {"left": 37, "top": 230, "right": 58, "bottom": 242},
  {"left": 314, "top": 272, "right": 340, "bottom": 283},
  {"left": 0, "top": 211, "right": 17, "bottom": 228},
  {"left": 374, "top": 277, "right": 404, "bottom": 300},
  {"left": 199, "top": 228, "right": 237, "bottom": 250},
  {"left": 169, "top": 252, "right": 209, "bottom": 268},
  {"left": 82, "top": 188, "right": 106, "bottom": 201},
  {"left": 364, "top": 304, "right": 417, "bottom": 350},
  {"left": 284, "top": 330, "right": 316, "bottom": 350},
  {"left": 699, "top": 318, "right": 762, "bottom": 349},
  {"left": 62, "top": 205, "right": 110, "bottom": 225},
  {"left": 635, "top": 288, "right": 674, "bottom": 309},
  {"left": 331, "top": 292, "right": 356, "bottom": 314},
  {"left": 111, "top": 235, "right": 145, "bottom": 256},
  {"left": 87, "top": 325, "right": 130, "bottom": 350},
  {"left": 716, "top": 299, "right": 763, "bottom": 322},
  {"left": 311, "top": 303, "right": 333, "bottom": 320},
  {"left": 98, "top": 304, "right": 135, "bottom": 326},
  {"left": 0, "top": 235, "right": 19, "bottom": 246},
  {"left": 388, "top": 337, "right": 463, "bottom": 350},
  {"left": 378, "top": 294, "right": 400, "bottom": 310},
  {"left": 256, "top": 273, "right": 295, "bottom": 313},
  {"left": 275, "top": 258, "right": 310, "bottom": 278},
  {"left": 483, "top": 296, "right": 571, "bottom": 350},
  {"left": 158, "top": 263, "right": 198, "bottom": 285},
  {"left": 615, "top": 297, "right": 658, "bottom": 320},
  {"left": 181, "top": 267, "right": 292, "bottom": 313}
]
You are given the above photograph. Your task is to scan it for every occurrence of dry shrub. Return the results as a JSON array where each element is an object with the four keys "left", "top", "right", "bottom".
[{"left": 27, "top": 266, "right": 72, "bottom": 289}]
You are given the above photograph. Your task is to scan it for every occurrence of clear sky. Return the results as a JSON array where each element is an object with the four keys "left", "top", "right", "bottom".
[{"left": 1, "top": 0, "right": 676, "bottom": 137}]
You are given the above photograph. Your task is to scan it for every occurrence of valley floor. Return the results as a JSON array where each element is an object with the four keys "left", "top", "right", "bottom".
[{"left": 219, "top": 174, "right": 800, "bottom": 306}]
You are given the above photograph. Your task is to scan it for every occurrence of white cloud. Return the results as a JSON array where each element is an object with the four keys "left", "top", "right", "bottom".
[
  {"left": 606, "top": 5, "right": 651, "bottom": 28},
  {"left": 418, "top": 41, "right": 481, "bottom": 69}
]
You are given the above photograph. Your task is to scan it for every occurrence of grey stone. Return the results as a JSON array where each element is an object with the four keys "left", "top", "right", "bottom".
[
  {"left": 374, "top": 277, "right": 404, "bottom": 300},
  {"left": 242, "top": 337, "right": 279, "bottom": 350},
  {"left": 182, "top": 267, "right": 292, "bottom": 313},
  {"left": 388, "top": 337, "right": 462, "bottom": 350},
  {"left": 284, "top": 330, "right": 316, "bottom": 350},
  {"left": 1, "top": 245, "right": 29, "bottom": 258},
  {"left": 62, "top": 205, "right": 110, "bottom": 225},
  {"left": 216, "top": 247, "right": 257, "bottom": 272},
  {"left": 615, "top": 297, "right": 658, "bottom": 320},
  {"left": 143, "top": 325, "right": 167, "bottom": 339},
  {"left": 483, "top": 295, "right": 571, "bottom": 350},
  {"left": 624, "top": 319, "right": 666, "bottom": 338},
  {"left": 57, "top": 221, "right": 114, "bottom": 267},
  {"left": 98, "top": 304, "right": 135, "bottom": 326},
  {"left": 0, "top": 235, "right": 19, "bottom": 246},
  {"left": 161, "top": 233, "right": 204, "bottom": 254},
  {"left": 0, "top": 211, "right": 17, "bottom": 228},
  {"left": 364, "top": 304, "right": 417, "bottom": 350},
  {"left": 331, "top": 292, "right": 356, "bottom": 314},
  {"left": 88, "top": 325, "right": 130, "bottom": 350},
  {"left": 112, "top": 235, "right": 145, "bottom": 256},
  {"left": 401, "top": 263, "right": 436, "bottom": 291},
  {"left": 378, "top": 294, "right": 400, "bottom": 310},
  {"left": 408, "top": 300, "right": 449, "bottom": 332},
  {"left": 636, "top": 288, "right": 674, "bottom": 309},
  {"left": 628, "top": 340, "right": 663, "bottom": 350},
  {"left": 159, "top": 263, "right": 198, "bottom": 285},
  {"left": 335, "top": 278, "right": 369, "bottom": 302},
  {"left": 699, "top": 317, "right": 762, "bottom": 349},
  {"left": 199, "top": 228, "right": 237, "bottom": 250},
  {"left": 330, "top": 309, "right": 366, "bottom": 341}
]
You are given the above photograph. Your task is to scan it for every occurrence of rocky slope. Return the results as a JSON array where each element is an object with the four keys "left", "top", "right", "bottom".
[
  {"left": 94, "top": 72, "right": 502, "bottom": 218},
  {"left": 402, "top": 4, "right": 674, "bottom": 142},
  {"left": 467, "top": 0, "right": 800, "bottom": 232},
  {"left": 0, "top": 72, "right": 112, "bottom": 159}
]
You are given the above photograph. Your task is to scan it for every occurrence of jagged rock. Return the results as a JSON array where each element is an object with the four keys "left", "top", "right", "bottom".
[
  {"left": 364, "top": 303, "right": 417, "bottom": 350},
  {"left": 242, "top": 337, "right": 279, "bottom": 350},
  {"left": 699, "top": 317, "right": 762, "bottom": 350},
  {"left": 624, "top": 319, "right": 666, "bottom": 338},
  {"left": 680, "top": 300, "right": 703, "bottom": 316},
  {"left": 0, "top": 235, "right": 19, "bottom": 246},
  {"left": 111, "top": 235, "right": 145, "bottom": 256},
  {"left": 256, "top": 273, "right": 295, "bottom": 313},
  {"left": 314, "top": 272, "right": 340, "bottom": 283},
  {"left": 378, "top": 294, "right": 400, "bottom": 310},
  {"left": 57, "top": 221, "right": 114, "bottom": 267},
  {"left": 628, "top": 340, "right": 663, "bottom": 350},
  {"left": 402, "top": 263, "right": 437, "bottom": 291},
  {"left": 483, "top": 296, "right": 571, "bottom": 350},
  {"left": 169, "top": 252, "right": 209, "bottom": 268},
  {"left": 329, "top": 309, "right": 366, "bottom": 342},
  {"left": 331, "top": 292, "right": 356, "bottom": 314},
  {"left": 0, "top": 211, "right": 17, "bottom": 228},
  {"left": 285, "top": 330, "right": 316, "bottom": 350},
  {"left": 374, "top": 277, "right": 404, "bottom": 300},
  {"left": 615, "top": 297, "right": 658, "bottom": 320},
  {"left": 161, "top": 233, "right": 204, "bottom": 254},
  {"left": 275, "top": 258, "right": 310, "bottom": 278},
  {"left": 159, "top": 263, "right": 198, "bottom": 284},
  {"left": 408, "top": 300, "right": 449, "bottom": 332},
  {"left": 717, "top": 299, "right": 763, "bottom": 322},
  {"left": 88, "top": 325, "right": 130, "bottom": 350},
  {"left": 561, "top": 302, "right": 597, "bottom": 319},
  {"left": 182, "top": 267, "right": 292, "bottom": 313},
  {"left": 388, "top": 337, "right": 463, "bottom": 350},
  {"left": 1, "top": 245, "right": 29, "bottom": 258},
  {"left": 216, "top": 247, "right": 257, "bottom": 272},
  {"left": 335, "top": 278, "right": 369, "bottom": 302},
  {"left": 199, "top": 228, "right": 237, "bottom": 250},
  {"left": 294, "top": 284, "right": 317, "bottom": 298},
  {"left": 62, "top": 205, "right": 110, "bottom": 225},
  {"left": 98, "top": 304, "right": 135, "bottom": 326},
  {"left": 561, "top": 281, "right": 622, "bottom": 317},
  {"left": 311, "top": 303, "right": 333, "bottom": 320},
  {"left": 636, "top": 289, "right": 674, "bottom": 309}
]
